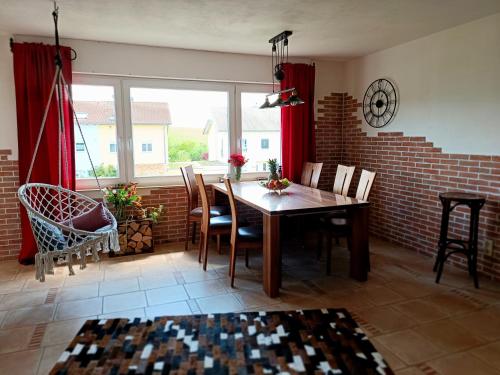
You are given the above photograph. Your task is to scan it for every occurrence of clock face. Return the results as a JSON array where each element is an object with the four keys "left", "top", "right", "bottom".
[{"left": 363, "top": 79, "right": 397, "bottom": 128}]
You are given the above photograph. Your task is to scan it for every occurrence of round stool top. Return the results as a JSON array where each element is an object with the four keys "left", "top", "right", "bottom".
[{"left": 439, "top": 191, "right": 486, "bottom": 203}]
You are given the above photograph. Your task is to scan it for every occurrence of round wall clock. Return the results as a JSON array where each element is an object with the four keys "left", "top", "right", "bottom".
[{"left": 362, "top": 78, "right": 398, "bottom": 128}]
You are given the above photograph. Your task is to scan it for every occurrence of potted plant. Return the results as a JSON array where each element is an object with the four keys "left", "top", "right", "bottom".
[
  {"left": 228, "top": 153, "right": 248, "bottom": 181},
  {"left": 104, "top": 183, "right": 163, "bottom": 256}
]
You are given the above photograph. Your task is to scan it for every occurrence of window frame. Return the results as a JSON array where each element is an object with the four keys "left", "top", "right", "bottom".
[
  {"left": 73, "top": 75, "right": 125, "bottom": 190},
  {"left": 73, "top": 75, "right": 278, "bottom": 189}
]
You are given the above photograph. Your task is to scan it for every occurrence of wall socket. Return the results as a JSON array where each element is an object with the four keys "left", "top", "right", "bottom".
[{"left": 484, "top": 239, "right": 494, "bottom": 257}]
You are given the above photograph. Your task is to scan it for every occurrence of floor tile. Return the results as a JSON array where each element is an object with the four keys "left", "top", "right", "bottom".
[
  {"left": 42, "top": 318, "right": 89, "bottom": 347},
  {"left": 0, "top": 325, "right": 36, "bottom": 354},
  {"left": 427, "top": 352, "right": 500, "bottom": 375},
  {"left": 2, "top": 304, "right": 55, "bottom": 328},
  {"left": 393, "top": 299, "right": 449, "bottom": 323},
  {"left": 183, "top": 279, "right": 228, "bottom": 299},
  {"left": 138, "top": 274, "right": 177, "bottom": 290},
  {"left": 37, "top": 343, "right": 68, "bottom": 375},
  {"left": 196, "top": 294, "right": 243, "bottom": 314},
  {"left": 99, "top": 278, "right": 139, "bottom": 296},
  {"left": 0, "top": 279, "right": 26, "bottom": 294},
  {"left": 471, "top": 341, "right": 500, "bottom": 371},
  {"left": 181, "top": 269, "right": 220, "bottom": 284},
  {"left": 376, "top": 329, "right": 445, "bottom": 365},
  {"left": 55, "top": 297, "right": 103, "bottom": 320},
  {"left": 371, "top": 337, "right": 407, "bottom": 370},
  {"left": 102, "top": 291, "right": 147, "bottom": 313},
  {"left": 422, "top": 289, "right": 484, "bottom": 315},
  {"left": 233, "top": 290, "right": 281, "bottom": 310},
  {"left": 145, "top": 301, "right": 192, "bottom": 318},
  {"left": 355, "top": 306, "right": 416, "bottom": 334},
  {"left": 145, "top": 285, "right": 189, "bottom": 306},
  {"left": 417, "top": 318, "right": 484, "bottom": 352},
  {"left": 0, "top": 290, "right": 48, "bottom": 310},
  {"left": 99, "top": 308, "right": 146, "bottom": 320},
  {"left": 453, "top": 305, "right": 500, "bottom": 341},
  {"left": 56, "top": 283, "right": 99, "bottom": 303},
  {"left": 0, "top": 349, "right": 42, "bottom": 375}
]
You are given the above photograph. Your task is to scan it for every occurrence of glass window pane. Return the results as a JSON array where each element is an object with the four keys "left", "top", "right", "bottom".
[
  {"left": 241, "top": 92, "right": 281, "bottom": 172},
  {"left": 72, "top": 84, "right": 119, "bottom": 179},
  {"left": 130, "top": 87, "right": 229, "bottom": 177}
]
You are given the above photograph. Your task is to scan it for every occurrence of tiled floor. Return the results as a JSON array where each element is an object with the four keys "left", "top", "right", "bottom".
[{"left": 0, "top": 237, "right": 499, "bottom": 374}]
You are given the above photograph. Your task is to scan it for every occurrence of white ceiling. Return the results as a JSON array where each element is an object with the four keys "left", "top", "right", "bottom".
[{"left": 2, "top": 0, "right": 500, "bottom": 59}]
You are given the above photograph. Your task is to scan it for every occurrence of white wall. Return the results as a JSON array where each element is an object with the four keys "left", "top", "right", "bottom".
[
  {"left": 0, "top": 33, "right": 18, "bottom": 158},
  {"left": 345, "top": 13, "right": 500, "bottom": 155},
  {"left": 1, "top": 35, "right": 344, "bottom": 158}
]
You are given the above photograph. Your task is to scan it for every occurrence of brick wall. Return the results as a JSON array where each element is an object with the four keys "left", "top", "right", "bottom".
[
  {"left": 316, "top": 93, "right": 500, "bottom": 281},
  {"left": 0, "top": 150, "right": 22, "bottom": 261}
]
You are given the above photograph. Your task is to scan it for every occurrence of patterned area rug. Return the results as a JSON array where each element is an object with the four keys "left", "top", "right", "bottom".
[{"left": 50, "top": 308, "right": 393, "bottom": 374}]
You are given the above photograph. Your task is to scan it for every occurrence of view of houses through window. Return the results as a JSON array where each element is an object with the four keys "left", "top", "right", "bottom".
[{"left": 72, "top": 79, "right": 280, "bottom": 185}]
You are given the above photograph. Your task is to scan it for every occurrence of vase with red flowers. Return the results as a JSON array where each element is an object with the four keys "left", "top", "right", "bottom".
[{"left": 228, "top": 153, "right": 248, "bottom": 181}]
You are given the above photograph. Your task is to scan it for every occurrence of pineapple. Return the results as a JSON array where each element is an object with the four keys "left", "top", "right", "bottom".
[{"left": 267, "top": 158, "right": 279, "bottom": 181}]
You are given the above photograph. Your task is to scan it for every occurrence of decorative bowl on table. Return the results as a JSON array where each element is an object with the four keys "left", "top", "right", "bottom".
[{"left": 259, "top": 178, "right": 291, "bottom": 194}]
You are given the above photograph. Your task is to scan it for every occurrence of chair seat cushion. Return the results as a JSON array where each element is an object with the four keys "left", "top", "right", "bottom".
[
  {"left": 238, "top": 226, "right": 263, "bottom": 241},
  {"left": 191, "top": 205, "right": 227, "bottom": 217},
  {"left": 209, "top": 215, "right": 232, "bottom": 228}
]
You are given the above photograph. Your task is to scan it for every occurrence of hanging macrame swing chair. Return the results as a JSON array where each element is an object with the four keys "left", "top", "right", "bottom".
[{"left": 17, "top": 3, "right": 119, "bottom": 282}]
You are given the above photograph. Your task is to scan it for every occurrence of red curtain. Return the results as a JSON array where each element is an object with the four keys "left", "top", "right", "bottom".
[
  {"left": 12, "top": 42, "right": 75, "bottom": 264},
  {"left": 280, "top": 63, "right": 316, "bottom": 182}
]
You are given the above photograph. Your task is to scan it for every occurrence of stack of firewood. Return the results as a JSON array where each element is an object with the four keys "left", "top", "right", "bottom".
[{"left": 116, "top": 219, "right": 154, "bottom": 255}]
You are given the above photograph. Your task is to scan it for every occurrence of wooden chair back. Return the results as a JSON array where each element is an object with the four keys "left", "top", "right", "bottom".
[
  {"left": 300, "top": 162, "right": 314, "bottom": 186},
  {"left": 333, "top": 165, "right": 355, "bottom": 196},
  {"left": 194, "top": 174, "right": 210, "bottom": 232},
  {"left": 310, "top": 162, "right": 323, "bottom": 188},
  {"left": 181, "top": 165, "right": 198, "bottom": 211},
  {"left": 224, "top": 178, "right": 239, "bottom": 246},
  {"left": 355, "top": 169, "right": 377, "bottom": 201}
]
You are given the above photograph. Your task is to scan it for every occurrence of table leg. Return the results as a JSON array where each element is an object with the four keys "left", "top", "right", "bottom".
[
  {"left": 263, "top": 214, "right": 280, "bottom": 297},
  {"left": 348, "top": 206, "right": 369, "bottom": 281}
]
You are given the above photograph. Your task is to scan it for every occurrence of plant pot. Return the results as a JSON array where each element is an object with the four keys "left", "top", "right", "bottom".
[{"left": 111, "top": 218, "right": 154, "bottom": 257}]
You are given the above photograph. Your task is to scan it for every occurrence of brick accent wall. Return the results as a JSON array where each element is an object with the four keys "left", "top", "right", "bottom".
[
  {"left": 0, "top": 150, "right": 21, "bottom": 261},
  {"left": 316, "top": 93, "right": 500, "bottom": 281}
]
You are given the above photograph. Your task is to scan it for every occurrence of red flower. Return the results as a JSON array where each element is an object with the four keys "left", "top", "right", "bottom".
[{"left": 228, "top": 153, "right": 248, "bottom": 167}]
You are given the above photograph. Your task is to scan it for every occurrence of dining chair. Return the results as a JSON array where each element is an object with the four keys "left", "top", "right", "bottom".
[
  {"left": 320, "top": 169, "right": 376, "bottom": 275},
  {"left": 310, "top": 162, "right": 323, "bottom": 188},
  {"left": 180, "top": 166, "right": 227, "bottom": 251},
  {"left": 195, "top": 174, "right": 232, "bottom": 271},
  {"left": 333, "top": 164, "right": 356, "bottom": 196},
  {"left": 300, "top": 162, "right": 323, "bottom": 187},
  {"left": 224, "top": 178, "right": 263, "bottom": 288}
]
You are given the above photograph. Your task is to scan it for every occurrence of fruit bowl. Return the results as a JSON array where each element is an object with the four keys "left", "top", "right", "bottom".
[{"left": 259, "top": 178, "right": 291, "bottom": 194}]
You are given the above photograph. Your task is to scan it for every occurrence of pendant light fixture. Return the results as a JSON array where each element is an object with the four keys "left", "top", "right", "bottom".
[{"left": 260, "top": 30, "right": 304, "bottom": 109}]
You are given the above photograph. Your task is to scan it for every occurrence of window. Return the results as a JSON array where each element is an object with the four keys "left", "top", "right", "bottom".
[
  {"left": 240, "top": 92, "right": 281, "bottom": 172},
  {"left": 141, "top": 143, "right": 153, "bottom": 152},
  {"left": 129, "top": 86, "right": 229, "bottom": 177},
  {"left": 72, "top": 84, "right": 119, "bottom": 180},
  {"left": 74, "top": 77, "right": 277, "bottom": 187}
]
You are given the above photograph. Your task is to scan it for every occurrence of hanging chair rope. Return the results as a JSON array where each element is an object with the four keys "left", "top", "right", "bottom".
[{"left": 18, "top": 1, "right": 119, "bottom": 282}]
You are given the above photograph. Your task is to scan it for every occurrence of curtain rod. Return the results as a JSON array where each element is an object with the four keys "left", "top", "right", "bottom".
[{"left": 9, "top": 37, "right": 78, "bottom": 60}]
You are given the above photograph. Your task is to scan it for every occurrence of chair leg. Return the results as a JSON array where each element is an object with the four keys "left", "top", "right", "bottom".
[
  {"left": 230, "top": 243, "right": 237, "bottom": 288},
  {"left": 184, "top": 217, "right": 190, "bottom": 251},
  {"left": 326, "top": 233, "right": 333, "bottom": 276},
  {"left": 202, "top": 230, "right": 209, "bottom": 271},
  {"left": 198, "top": 233, "right": 203, "bottom": 263},
  {"left": 245, "top": 249, "right": 249, "bottom": 268},
  {"left": 217, "top": 235, "right": 221, "bottom": 254},
  {"left": 191, "top": 222, "right": 197, "bottom": 244}
]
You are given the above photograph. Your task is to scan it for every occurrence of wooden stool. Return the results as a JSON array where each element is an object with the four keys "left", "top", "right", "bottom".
[{"left": 433, "top": 192, "right": 486, "bottom": 288}]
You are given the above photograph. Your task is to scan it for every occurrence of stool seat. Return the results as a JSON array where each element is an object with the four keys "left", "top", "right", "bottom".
[
  {"left": 439, "top": 191, "right": 486, "bottom": 204},
  {"left": 434, "top": 191, "right": 486, "bottom": 288}
]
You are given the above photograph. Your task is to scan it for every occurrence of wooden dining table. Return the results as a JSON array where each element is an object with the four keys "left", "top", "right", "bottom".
[{"left": 211, "top": 181, "right": 370, "bottom": 298}]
